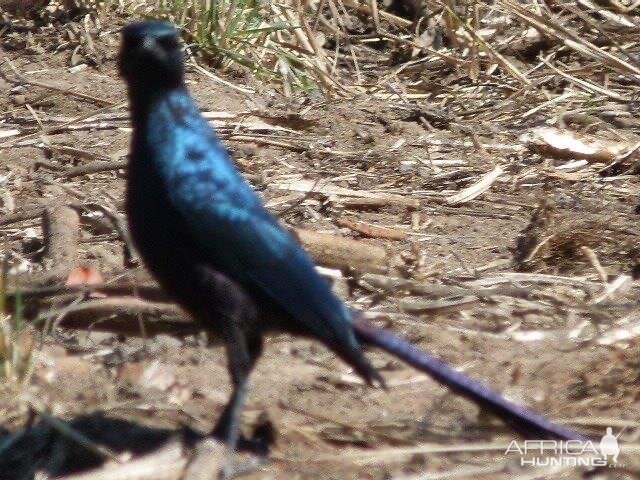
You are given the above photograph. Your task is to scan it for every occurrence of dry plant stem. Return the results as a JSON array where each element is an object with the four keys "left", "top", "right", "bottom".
[
  {"left": 565, "top": 2, "right": 638, "bottom": 64},
  {"left": 274, "top": 177, "right": 322, "bottom": 216},
  {"left": 0, "top": 101, "right": 127, "bottom": 149},
  {"left": 226, "top": 133, "right": 307, "bottom": 152},
  {"left": 446, "top": 166, "right": 504, "bottom": 205},
  {"left": 187, "top": 52, "right": 256, "bottom": 95},
  {"left": 340, "top": 0, "right": 411, "bottom": 27},
  {"left": 541, "top": 58, "right": 624, "bottom": 100},
  {"left": 274, "top": 179, "right": 420, "bottom": 209},
  {"left": 54, "top": 439, "right": 187, "bottom": 480},
  {"left": 82, "top": 202, "right": 141, "bottom": 265},
  {"left": 359, "top": 275, "right": 545, "bottom": 302},
  {"left": 46, "top": 143, "right": 115, "bottom": 162},
  {"left": 335, "top": 217, "right": 407, "bottom": 240},
  {"left": 444, "top": 5, "right": 529, "bottom": 85},
  {"left": 498, "top": 0, "right": 640, "bottom": 78},
  {"left": 293, "top": 0, "right": 327, "bottom": 69},
  {"left": 7, "top": 279, "right": 164, "bottom": 302},
  {"left": 580, "top": 246, "right": 608, "bottom": 283},
  {"left": 332, "top": 197, "right": 414, "bottom": 210},
  {"left": 399, "top": 295, "right": 481, "bottom": 314}
]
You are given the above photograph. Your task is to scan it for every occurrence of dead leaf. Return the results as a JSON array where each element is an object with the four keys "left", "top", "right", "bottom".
[
  {"left": 522, "top": 127, "right": 640, "bottom": 163},
  {"left": 65, "top": 265, "right": 103, "bottom": 285}
]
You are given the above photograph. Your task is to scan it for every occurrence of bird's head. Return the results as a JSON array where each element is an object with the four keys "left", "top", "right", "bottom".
[{"left": 118, "top": 21, "right": 185, "bottom": 89}]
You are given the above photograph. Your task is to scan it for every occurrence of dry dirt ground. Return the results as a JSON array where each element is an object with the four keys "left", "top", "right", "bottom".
[{"left": 1, "top": 14, "right": 640, "bottom": 480}]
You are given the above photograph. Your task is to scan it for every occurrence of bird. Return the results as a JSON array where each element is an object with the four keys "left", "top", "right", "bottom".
[{"left": 119, "top": 20, "right": 586, "bottom": 475}]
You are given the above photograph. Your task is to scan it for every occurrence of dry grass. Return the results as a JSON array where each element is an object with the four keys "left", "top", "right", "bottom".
[
  {"left": 13, "top": 0, "right": 637, "bottom": 104},
  {"left": 0, "top": 261, "right": 35, "bottom": 383}
]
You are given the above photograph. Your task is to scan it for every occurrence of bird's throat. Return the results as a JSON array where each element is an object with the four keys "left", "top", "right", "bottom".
[{"left": 127, "top": 84, "right": 186, "bottom": 126}]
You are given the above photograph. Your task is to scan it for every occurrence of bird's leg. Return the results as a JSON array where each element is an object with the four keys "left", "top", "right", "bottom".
[
  {"left": 211, "top": 382, "right": 246, "bottom": 442},
  {"left": 189, "top": 268, "right": 266, "bottom": 477},
  {"left": 214, "top": 378, "right": 266, "bottom": 479},
  {"left": 216, "top": 327, "right": 264, "bottom": 479},
  {"left": 219, "top": 384, "right": 248, "bottom": 477},
  {"left": 220, "top": 336, "right": 250, "bottom": 444}
]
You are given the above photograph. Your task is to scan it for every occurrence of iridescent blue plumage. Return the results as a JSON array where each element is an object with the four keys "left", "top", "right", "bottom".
[{"left": 142, "top": 88, "right": 367, "bottom": 356}]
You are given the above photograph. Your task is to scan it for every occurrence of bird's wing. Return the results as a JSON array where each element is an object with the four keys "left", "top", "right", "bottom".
[
  {"left": 166, "top": 167, "right": 358, "bottom": 351},
  {"left": 150, "top": 92, "right": 359, "bottom": 351}
]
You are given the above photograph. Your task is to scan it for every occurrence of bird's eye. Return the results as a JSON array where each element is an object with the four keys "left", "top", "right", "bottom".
[{"left": 156, "top": 35, "right": 179, "bottom": 51}]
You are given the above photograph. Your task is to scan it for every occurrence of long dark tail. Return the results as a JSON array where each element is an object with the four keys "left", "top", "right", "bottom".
[{"left": 352, "top": 317, "right": 588, "bottom": 441}]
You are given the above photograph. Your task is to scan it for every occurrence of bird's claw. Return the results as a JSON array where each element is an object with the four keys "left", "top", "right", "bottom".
[{"left": 219, "top": 456, "right": 266, "bottom": 480}]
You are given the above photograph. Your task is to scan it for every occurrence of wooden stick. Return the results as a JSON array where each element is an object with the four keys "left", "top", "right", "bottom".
[
  {"left": 294, "top": 228, "right": 395, "bottom": 274},
  {"left": 335, "top": 218, "right": 407, "bottom": 241},
  {"left": 40, "top": 297, "right": 198, "bottom": 337},
  {"left": 43, "top": 205, "right": 80, "bottom": 270},
  {"left": 29, "top": 205, "right": 82, "bottom": 287},
  {"left": 54, "top": 440, "right": 187, "bottom": 480},
  {"left": 63, "top": 160, "right": 128, "bottom": 179},
  {"left": 181, "top": 438, "right": 225, "bottom": 480}
]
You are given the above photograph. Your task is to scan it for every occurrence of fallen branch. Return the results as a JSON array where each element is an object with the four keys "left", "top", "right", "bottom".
[
  {"left": 33, "top": 205, "right": 81, "bottom": 286},
  {"left": 9, "top": 223, "right": 400, "bottom": 301},
  {"left": 63, "top": 160, "right": 128, "bottom": 179},
  {"left": 39, "top": 297, "right": 197, "bottom": 337},
  {"left": 293, "top": 228, "right": 399, "bottom": 274}
]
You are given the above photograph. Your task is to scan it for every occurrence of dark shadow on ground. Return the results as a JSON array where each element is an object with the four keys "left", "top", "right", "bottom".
[
  {"left": 0, "top": 413, "right": 190, "bottom": 480},
  {"left": 0, "top": 411, "right": 271, "bottom": 480}
]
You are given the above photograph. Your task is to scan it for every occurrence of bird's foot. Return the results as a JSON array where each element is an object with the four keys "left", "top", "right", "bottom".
[
  {"left": 212, "top": 422, "right": 271, "bottom": 479},
  {"left": 182, "top": 435, "right": 268, "bottom": 480},
  {"left": 219, "top": 456, "right": 266, "bottom": 480},
  {"left": 212, "top": 412, "right": 274, "bottom": 456}
]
